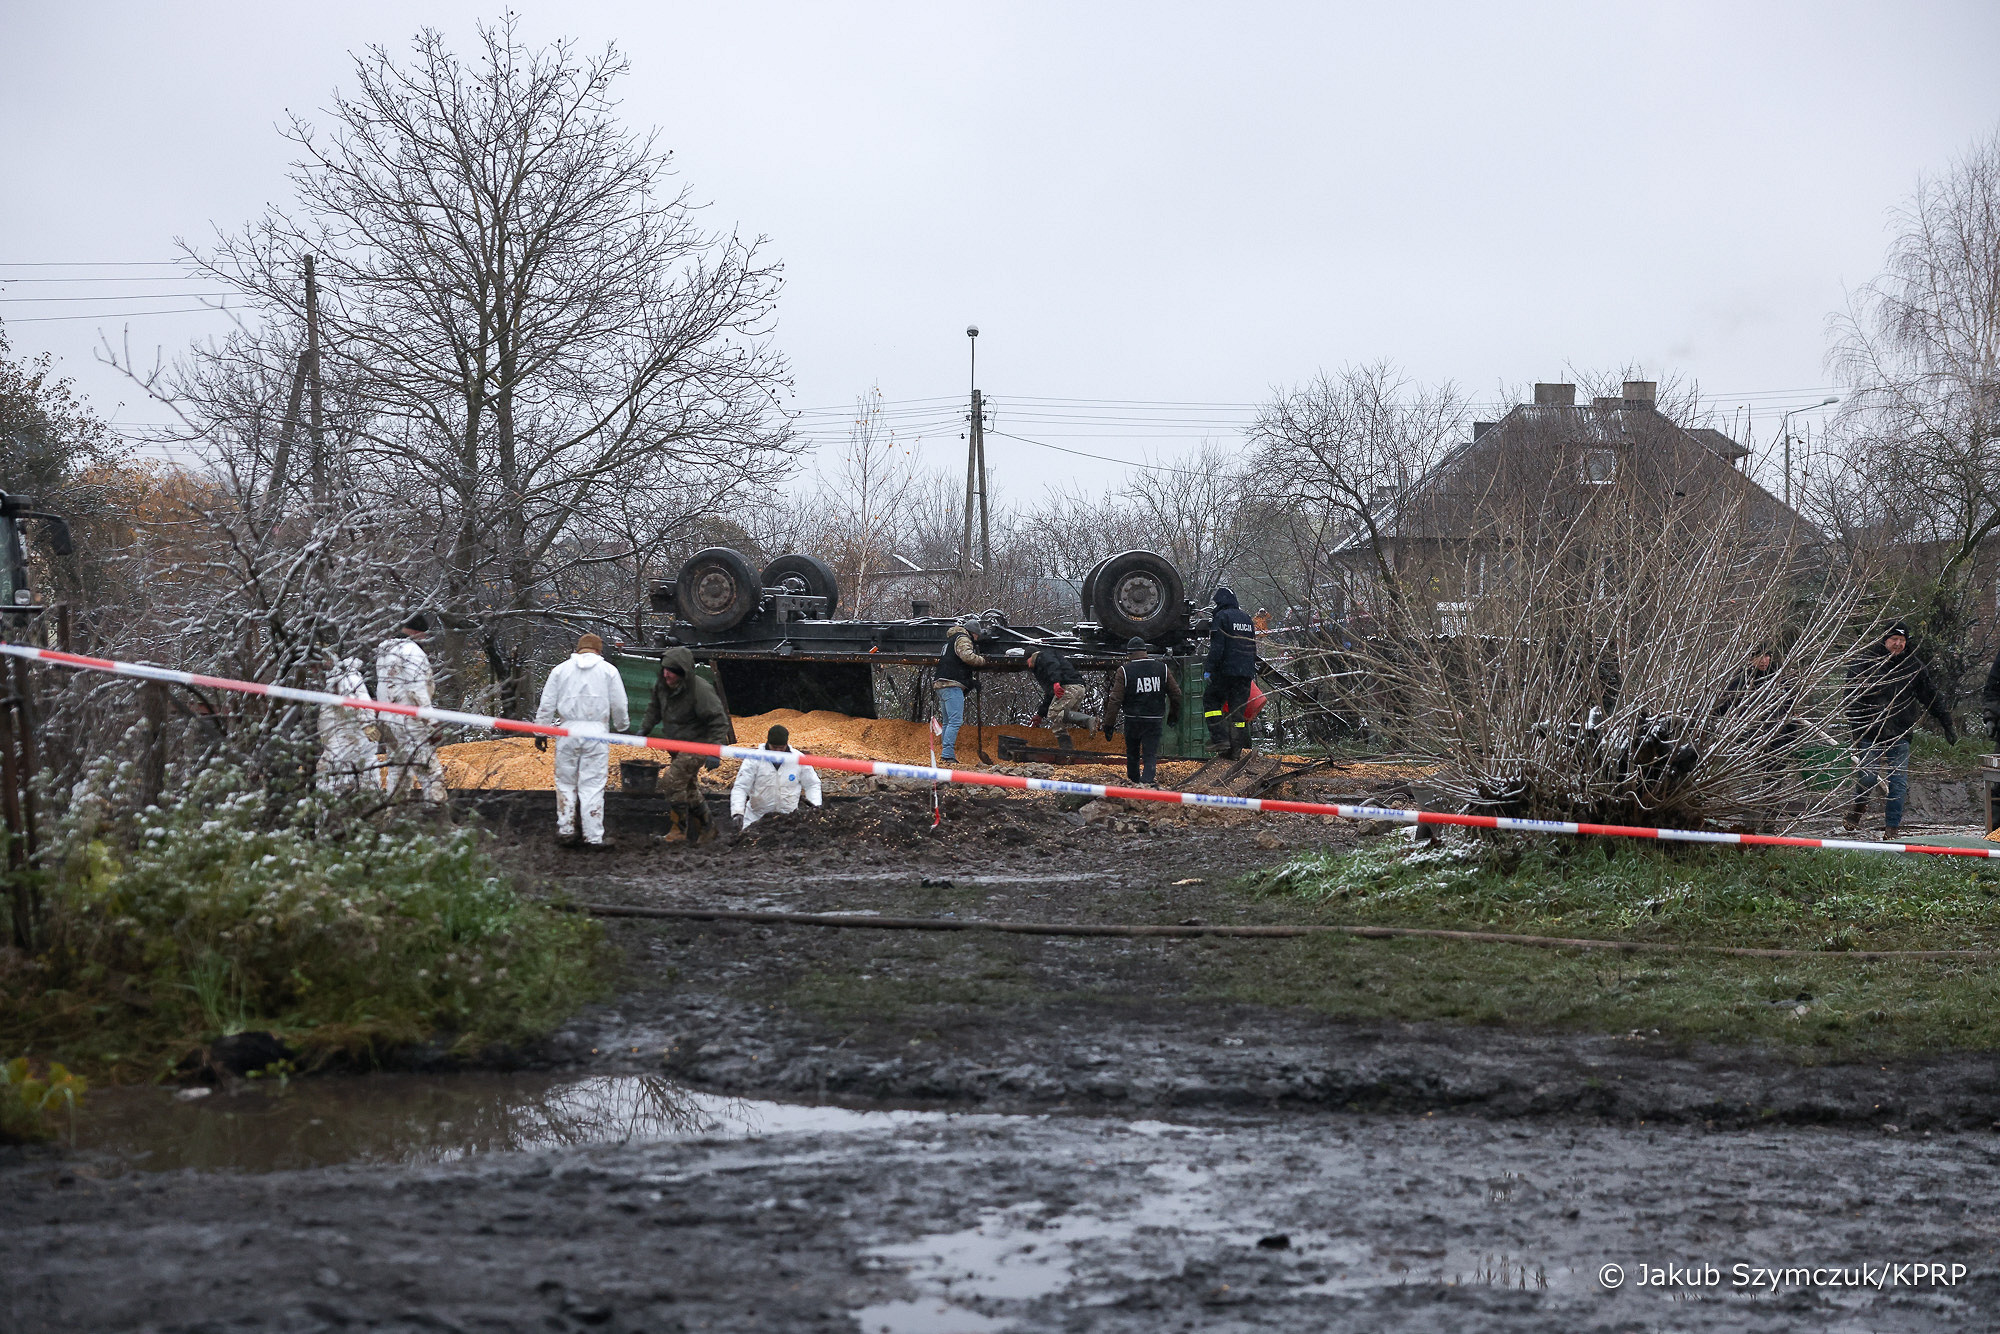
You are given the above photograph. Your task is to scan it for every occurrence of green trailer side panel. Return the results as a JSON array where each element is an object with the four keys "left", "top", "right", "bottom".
[
  {"left": 605, "top": 654, "right": 734, "bottom": 744},
  {"left": 1162, "top": 657, "right": 1210, "bottom": 759}
]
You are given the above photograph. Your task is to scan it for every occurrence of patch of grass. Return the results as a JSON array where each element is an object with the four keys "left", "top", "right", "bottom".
[
  {"left": 1217, "top": 838, "right": 2000, "bottom": 1055},
  {"left": 1, "top": 1056, "right": 87, "bottom": 1144},
  {"left": 3, "top": 762, "right": 610, "bottom": 1081},
  {"left": 1909, "top": 730, "right": 1988, "bottom": 775}
]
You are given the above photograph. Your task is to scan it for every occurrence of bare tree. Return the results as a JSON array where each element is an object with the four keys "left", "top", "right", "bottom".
[
  {"left": 1352, "top": 415, "right": 1859, "bottom": 827},
  {"left": 814, "top": 387, "right": 923, "bottom": 617},
  {"left": 1247, "top": 362, "right": 1469, "bottom": 613},
  {"left": 1812, "top": 128, "right": 2000, "bottom": 688},
  {"left": 191, "top": 18, "right": 794, "bottom": 713}
]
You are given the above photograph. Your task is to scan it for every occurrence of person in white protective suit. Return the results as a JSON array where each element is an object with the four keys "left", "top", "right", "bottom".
[
  {"left": 315, "top": 655, "right": 378, "bottom": 793},
  {"left": 533, "top": 632, "right": 630, "bottom": 848},
  {"left": 376, "top": 612, "right": 446, "bottom": 804},
  {"left": 729, "top": 723, "right": 823, "bottom": 832}
]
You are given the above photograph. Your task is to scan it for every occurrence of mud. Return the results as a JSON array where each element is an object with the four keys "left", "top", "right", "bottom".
[
  {"left": 9, "top": 780, "right": 2000, "bottom": 1331},
  {"left": 9, "top": 1094, "right": 1998, "bottom": 1332}
]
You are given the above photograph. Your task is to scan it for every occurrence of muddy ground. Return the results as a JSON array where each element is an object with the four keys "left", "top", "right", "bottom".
[{"left": 7, "top": 779, "right": 2000, "bottom": 1332}]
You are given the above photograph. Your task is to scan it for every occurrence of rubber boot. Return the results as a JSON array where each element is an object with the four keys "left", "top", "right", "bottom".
[
  {"left": 659, "top": 803, "right": 688, "bottom": 844},
  {"left": 1841, "top": 798, "right": 1866, "bottom": 832},
  {"left": 687, "top": 799, "right": 718, "bottom": 846}
]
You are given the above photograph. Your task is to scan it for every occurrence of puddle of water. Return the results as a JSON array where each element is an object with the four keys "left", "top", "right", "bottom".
[
  {"left": 68, "top": 1074, "right": 947, "bottom": 1174},
  {"left": 850, "top": 1298, "right": 1011, "bottom": 1334}
]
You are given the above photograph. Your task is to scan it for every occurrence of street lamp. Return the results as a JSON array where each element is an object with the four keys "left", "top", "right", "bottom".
[{"left": 1779, "top": 397, "right": 1839, "bottom": 508}]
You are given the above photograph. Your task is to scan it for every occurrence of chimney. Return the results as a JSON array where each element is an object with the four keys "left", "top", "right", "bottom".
[
  {"left": 1472, "top": 421, "right": 1495, "bottom": 440},
  {"left": 1532, "top": 382, "right": 1576, "bottom": 407},
  {"left": 1622, "top": 380, "right": 1657, "bottom": 406}
]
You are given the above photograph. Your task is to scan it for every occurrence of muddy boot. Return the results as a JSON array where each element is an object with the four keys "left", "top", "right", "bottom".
[
  {"left": 1841, "top": 798, "right": 1866, "bottom": 832},
  {"left": 658, "top": 803, "right": 688, "bottom": 844},
  {"left": 687, "top": 799, "right": 718, "bottom": 846},
  {"left": 556, "top": 830, "right": 583, "bottom": 849}
]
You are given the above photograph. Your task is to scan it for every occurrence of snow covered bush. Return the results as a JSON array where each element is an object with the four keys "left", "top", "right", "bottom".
[{"left": 4, "top": 760, "right": 605, "bottom": 1077}]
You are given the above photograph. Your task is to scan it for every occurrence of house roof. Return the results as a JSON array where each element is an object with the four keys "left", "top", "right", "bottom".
[{"left": 1331, "top": 402, "right": 1812, "bottom": 554}]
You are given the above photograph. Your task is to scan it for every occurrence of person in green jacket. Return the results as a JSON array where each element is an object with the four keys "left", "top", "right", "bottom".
[{"left": 639, "top": 646, "right": 731, "bottom": 844}]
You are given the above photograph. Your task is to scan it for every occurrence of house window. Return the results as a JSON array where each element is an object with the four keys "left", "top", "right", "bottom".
[{"left": 1580, "top": 449, "right": 1617, "bottom": 485}]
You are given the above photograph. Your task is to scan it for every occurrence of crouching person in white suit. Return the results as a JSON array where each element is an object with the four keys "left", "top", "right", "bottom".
[
  {"left": 730, "top": 724, "right": 823, "bottom": 832},
  {"left": 534, "top": 633, "right": 630, "bottom": 849}
]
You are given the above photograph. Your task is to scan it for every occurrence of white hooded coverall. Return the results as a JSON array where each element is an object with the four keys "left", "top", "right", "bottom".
[
  {"left": 315, "top": 657, "right": 376, "bottom": 793},
  {"left": 729, "top": 746, "right": 823, "bottom": 828},
  {"left": 376, "top": 635, "right": 445, "bottom": 803},
  {"left": 535, "top": 650, "right": 631, "bottom": 843}
]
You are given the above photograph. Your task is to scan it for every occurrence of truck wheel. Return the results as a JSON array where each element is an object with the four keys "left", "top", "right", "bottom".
[
  {"left": 1079, "top": 555, "right": 1112, "bottom": 621},
  {"left": 1092, "top": 549, "right": 1185, "bottom": 643},
  {"left": 760, "top": 554, "right": 841, "bottom": 618},
  {"left": 675, "top": 547, "right": 760, "bottom": 631}
]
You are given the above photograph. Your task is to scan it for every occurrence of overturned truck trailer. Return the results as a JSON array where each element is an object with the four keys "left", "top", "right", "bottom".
[{"left": 606, "top": 546, "right": 1304, "bottom": 759}]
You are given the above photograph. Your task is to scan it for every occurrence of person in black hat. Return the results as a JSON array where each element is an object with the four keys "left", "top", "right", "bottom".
[
  {"left": 1103, "top": 636, "right": 1182, "bottom": 786},
  {"left": 1844, "top": 621, "right": 1955, "bottom": 838}
]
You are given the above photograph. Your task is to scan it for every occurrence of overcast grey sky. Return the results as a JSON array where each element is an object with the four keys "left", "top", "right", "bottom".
[{"left": 3, "top": 1, "right": 1997, "bottom": 495}]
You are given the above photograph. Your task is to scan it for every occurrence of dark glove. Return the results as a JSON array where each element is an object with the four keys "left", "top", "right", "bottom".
[
  {"left": 703, "top": 755, "right": 721, "bottom": 771},
  {"left": 534, "top": 735, "right": 548, "bottom": 753},
  {"left": 1102, "top": 723, "right": 1115, "bottom": 741}
]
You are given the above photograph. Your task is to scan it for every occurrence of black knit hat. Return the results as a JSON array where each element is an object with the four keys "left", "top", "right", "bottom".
[
  {"left": 1126, "top": 636, "right": 1149, "bottom": 652},
  {"left": 401, "top": 612, "right": 430, "bottom": 633},
  {"left": 1884, "top": 622, "right": 1911, "bottom": 641}
]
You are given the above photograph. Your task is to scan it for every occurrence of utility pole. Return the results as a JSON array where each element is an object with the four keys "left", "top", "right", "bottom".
[
  {"left": 305, "top": 254, "right": 328, "bottom": 505},
  {"left": 1776, "top": 397, "right": 1838, "bottom": 508},
  {"left": 960, "top": 325, "right": 981, "bottom": 579}
]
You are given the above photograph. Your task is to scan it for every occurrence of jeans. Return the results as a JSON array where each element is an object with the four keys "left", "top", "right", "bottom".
[
  {"left": 936, "top": 684, "right": 966, "bottom": 760},
  {"left": 1854, "top": 737, "right": 1911, "bottom": 828},
  {"left": 1124, "top": 718, "right": 1164, "bottom": 784}
]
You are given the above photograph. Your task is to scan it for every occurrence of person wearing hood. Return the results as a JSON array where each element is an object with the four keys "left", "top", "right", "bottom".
[
  {"left": 1203, "top": 587, "right": 1258, "bottom": 758},
  {"left": 376, "top": 612, "right": 445, "bottom": 804},
  {"left": 639, "top": 645, "right": 731, "bottom": 844},
  {"left": 932, "top": 614, "right": 992, "bottom": 763},
  {"left": 1103, "top": 636, "right": 1183, "bottom": 785},
  {"left": 730, "top": 723, "right": 823, "bottom": 831},
  {"left": 534, "top": 633, "right": 630, "bottom": 848},
  {"left": 1845, "top": 621, "right": 1955, "bottom": 838},
  {"left": 1026, "top": 646, "right": 1095, "bottom": 738},
  {"left": 315, "top": 654, "right": 377, "bottom": 794}
]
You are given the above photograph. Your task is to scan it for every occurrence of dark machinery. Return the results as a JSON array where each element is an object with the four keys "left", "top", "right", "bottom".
[
  {"left": 0, "top": 491, "right": 73, "bottom": 621},
  {"left": 626, "top": 546, "right": 1197, "bottom": 722}
]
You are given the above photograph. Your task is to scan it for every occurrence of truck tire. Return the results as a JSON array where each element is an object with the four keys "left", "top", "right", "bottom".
[
  {"left": 760, "top": 554, "right": 841, "bottom": 618},
  {"left": 675, "top": 547, "right": 760, "bottom": 631},
  {"left": 1079, "top": 555, "right": 1112, "bottom": 621},
  {"left": 1092, "top": 549, "right": 1185, "bottom": 643}
]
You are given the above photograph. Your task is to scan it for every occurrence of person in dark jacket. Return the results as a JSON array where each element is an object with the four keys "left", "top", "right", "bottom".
[
  {"left": 1982, "top": 644, "right": 2000, "bottom": 747},
  {"left": 932, "top": 616, "right": 991, "bottom": 763},
  {"left": 1203, "top": 587, "right": 1258, "bottom": 758},
  {"left": 639, "top": 646, "right": 732, "bottom": 844},
  {"left": 1027, "top": 647, "right": 1096, "bottom": 737},
  {"left": 1844, "top": 622, "right": 1956, "bottom": 837},
  {"left": 1103, "top": 636, "right": 1183, "bottom": 785}
]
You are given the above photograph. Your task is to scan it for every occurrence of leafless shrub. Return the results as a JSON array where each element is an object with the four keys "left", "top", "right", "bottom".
[{"left": 1351, "top": 415, "right": 1863, "bottom": 828}]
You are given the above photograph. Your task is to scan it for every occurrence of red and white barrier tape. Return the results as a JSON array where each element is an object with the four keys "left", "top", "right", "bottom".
[{"left": 0, "top": 642, "right": 1984, "bottom": 859}]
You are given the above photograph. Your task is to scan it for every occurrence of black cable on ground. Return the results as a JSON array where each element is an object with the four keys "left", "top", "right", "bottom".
[{"left": 574, "top": 903, "right": 1998, "bottom": 961}]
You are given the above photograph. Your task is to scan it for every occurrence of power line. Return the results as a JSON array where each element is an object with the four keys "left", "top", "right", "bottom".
[
  {"left": 0, "top": 260, "right": 190, "bottom": 267},
  {"left": 0, "top": 276, "right": 212, "bottom": 284},
  {"left": 2, "top": 305, "right": 233, "bottom": 323},
  {"left": 987, "top": 430, "right": 1210, "bottom": 476},
  {"left": 0, "top": 293, "right": 233, "bottom": 303}
]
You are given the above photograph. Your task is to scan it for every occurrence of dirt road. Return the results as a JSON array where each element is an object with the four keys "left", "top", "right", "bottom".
[{"left": 7, "top": 784, "right": 1999, "bottom": 1332}]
